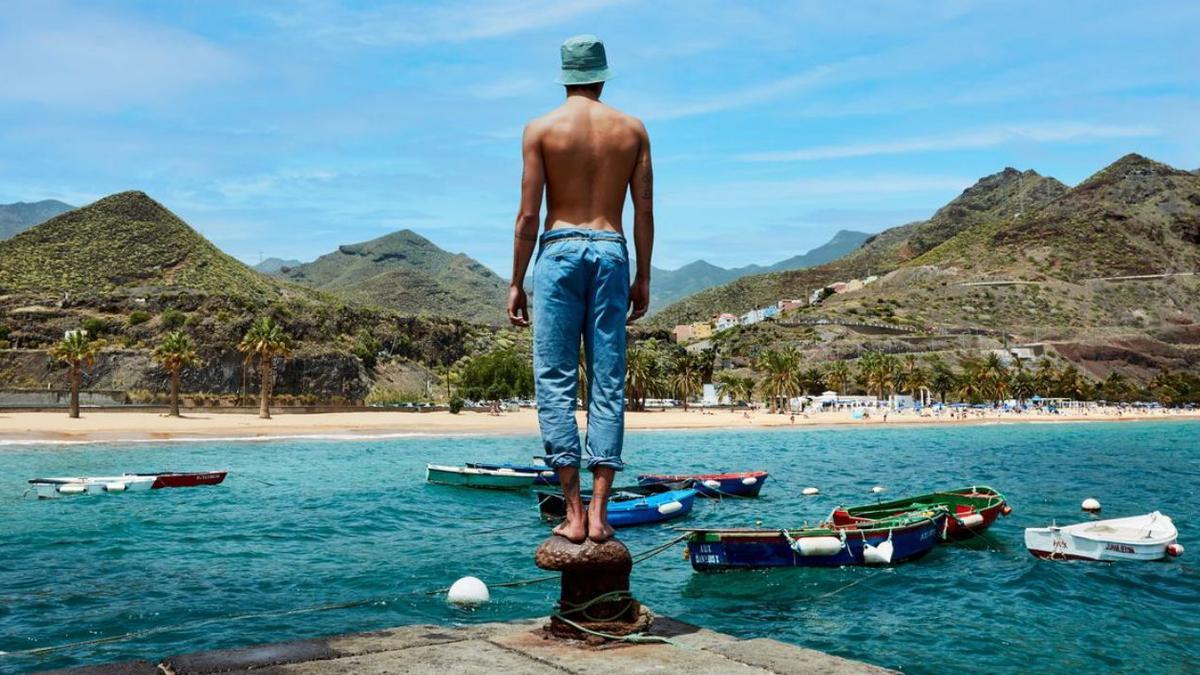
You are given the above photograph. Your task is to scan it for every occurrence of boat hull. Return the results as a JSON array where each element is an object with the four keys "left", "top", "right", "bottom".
[
  {"left": 840, "top": 485, "right": 1008, "bottom": 541},
  {"left": 426, "top": 464, "right": 537, "bottom": 490},
  {"left": 129, "top": 471, "right": 228, "bottom": 489},
  {"left": 29, "top": 476, "right": 156, "bottom": 499},
  {"left": 1025, "top": 512, "right": 1179, "bottom": 562},
  {"left": 637, "top": 471, "right": 768, "bottom": 498},
  {"left": 688, "top": 516, "right": 942, "bottom": 571},
  {"left": 536, "top": 487, "right": 698, "bottom": 528}
]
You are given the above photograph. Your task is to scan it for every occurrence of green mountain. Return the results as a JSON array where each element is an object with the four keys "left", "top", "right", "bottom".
[
  {"left": 915, "top": 154, "right": 1200, "bottom": 279},
  {"left": 0, "top": 191, "right": 303, "bottom": 301},
  {"left": 0, "top": 199, "right": 73, "bottom": 240},
  {"left": 274, "top": 230, "right": 509, "bottom": 325},
  {"left": 654, "top": 167, "right": 1067, "bottom": 325},
  {"left": 649, "top": 229, "right": 870, "bottom": 308},
  {"left": 253, "top": 257, "right": 303, "bottom": 274}
]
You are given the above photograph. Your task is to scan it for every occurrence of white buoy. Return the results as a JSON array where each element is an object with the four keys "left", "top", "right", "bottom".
[
  {"left": 702, "top": 479, "right": 721, "bottom": 489},
  {"left": 863, "top": 539, "right": 894, "bottom": 565},
  {"left": 447, "top": 576, "right": 490, "bottom": 605},
  {"left": 1081, "top": 497, "right": 1101, "bottom": 512},
  {"left": 657, "top": 500, "right": 684, "bottom": 515},
  {"left": 871, "top": 486, "right": 885, "bottom": 494},
  {"left": 741, "top": 476, "right": 758, "bottom": 486},
  {"left": 802, "top": 487, "right": 820, "bottom": 496}
]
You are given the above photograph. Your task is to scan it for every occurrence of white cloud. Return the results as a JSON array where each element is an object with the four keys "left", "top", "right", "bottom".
[
  {"left": 0, "top": 4, "right": 240, "bottom": 109},
  {"left": 736, "top": 122, "right": 1161, "bottom": 162},
  {"left": 640, "top": 62, "right": 847, "bottom": 121},
  {"left": 265, "top": 0, "right": 632, "bottom": 46}
]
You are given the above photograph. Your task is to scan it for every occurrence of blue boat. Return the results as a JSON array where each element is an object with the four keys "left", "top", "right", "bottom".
[
  {"left": 465, "top": 462, "right": 558, "bottom": 485},
  {"left": 686, "top": 509, "right": 945, "bottom": 570},
  {"left": 535, "top": 486, "right": 698, "bottom": 528}
]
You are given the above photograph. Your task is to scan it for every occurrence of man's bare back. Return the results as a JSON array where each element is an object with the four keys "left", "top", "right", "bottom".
[{"left": 530, "top": 97, "right": 646, "bottom": 235}]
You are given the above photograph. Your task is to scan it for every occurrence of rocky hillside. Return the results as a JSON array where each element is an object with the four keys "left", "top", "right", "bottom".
[
  {"left": 653, "top": 167, "right": 1067, "bottom": 325},
  {"left": 273, "top": 230, "right": 509, "bottom": 325},
  {"left": 0, "top": 199, "right": 73, "bottom": 240},
  {"left": 654, "top": 154, "right": 1200, "bottom": 382},
  {"left": 650, "top": 229, "right": 870, "bottom": 308},
  {"left": 0, "top": 192, "right": 493, "bottom": 403},
  {"left": 253, "top": 257, "right": 302, "bottom": 274}
]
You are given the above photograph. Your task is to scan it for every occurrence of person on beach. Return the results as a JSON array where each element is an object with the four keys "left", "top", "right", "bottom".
[{"left": 507, "top": 35, "right": 653, "bottom": 543}]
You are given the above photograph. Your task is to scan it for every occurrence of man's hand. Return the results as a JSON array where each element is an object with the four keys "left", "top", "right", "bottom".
[
  {"left": 627, "top": 275, "right": 649, "bottom": 324},
  {"left": 507, "top": 285, "right": 530, "bottom": 327}
]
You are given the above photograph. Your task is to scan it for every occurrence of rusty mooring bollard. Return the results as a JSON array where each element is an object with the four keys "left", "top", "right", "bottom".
[{"left": 534, "top": 534, "right": 651, "bottom": 640}]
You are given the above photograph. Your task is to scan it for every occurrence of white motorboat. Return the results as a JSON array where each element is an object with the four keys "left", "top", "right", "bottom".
[
  {"left": 28, "top": 475, "right": 157, "bottom": 499},
  {"left": 1025, "top": 511, "right": 1183, "bottom": 562}
]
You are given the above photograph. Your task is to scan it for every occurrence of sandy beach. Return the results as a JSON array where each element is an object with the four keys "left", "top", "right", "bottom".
[{"left": 1, "top": 407, "right": 1196, "bottom": 444}]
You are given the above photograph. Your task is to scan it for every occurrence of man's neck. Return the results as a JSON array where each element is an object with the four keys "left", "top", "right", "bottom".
[{"left": 566, "top": 91, "right": 601, "bottom": 103}]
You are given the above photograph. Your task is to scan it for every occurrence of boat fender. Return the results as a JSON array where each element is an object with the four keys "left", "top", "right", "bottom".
[
  {"left": 1001, "top": 505, "right": 1013, "bottom": 516},
  {"left": 871, "top": 486, "right": 885, "bottom": 494},
  {"left": 1167, "top": 543, "right": 1184, "bottom": 557},
  {"left": 802, "top": 487, "right": 820, "bottom": 496},
  {"left": 104, "top": 483, "right": 127, "bottom": 492},
  {"left": 1081, "top": 498, "right": 1101, "bottom": 512},
  {"left": 57, "top": 484, "right": 86, "bottom": 495},
  {"left": 863, "top": 536, "right": 894, "bottom": 565},
  {"left": 447, "top": 576, "right": 490, "bottom": 605},
  {"left": 957, "top": 513, "right": 985, "bottom": 528},
  {"left": 702, "top": 479, "right": 721, "bottom": 489},
  {"left": 793, "top": 536, "right": 843, "bottom": 556},
  {"left": 658, "top": 500, "right": 684, "bottom": 515},
  {"left": 741, "top": 476, "right": 758, "bottom": 486}
]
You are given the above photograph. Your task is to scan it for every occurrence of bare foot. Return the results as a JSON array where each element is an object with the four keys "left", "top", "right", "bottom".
[
  {"left": 587, "top": 507, "right": 615, "bottom": 543},
  {"left": 552, "top": 517, "right": 586, "bottom": 544}
]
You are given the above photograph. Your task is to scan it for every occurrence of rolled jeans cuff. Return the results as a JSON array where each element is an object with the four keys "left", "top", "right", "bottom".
[
  {"left": 543, "top": 450, "right": 580, "bottom": 469},
  {"left": 586, "top": 455, "right": 625, "bottom": 471}
]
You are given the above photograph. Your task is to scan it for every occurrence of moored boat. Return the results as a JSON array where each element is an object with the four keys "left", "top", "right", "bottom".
[
  {"left": 126, "top": 471, "right": 228, "bottom": 489},
  {"left": 839, "top": 485, "right": 1009, "bottom": 541},
  {"left": 426, "top": 463, "right": 539, "bottom": 490},
  {"left": 535, "top": 486, "right": 698, "bottom": 527},
  {"left": 1025, "top": 511, "right": 1183, "bottom": 562},
  {"left": 686, "top": 509, "right": 945, "bottom": 571},
  {"left": 637, "top": 470, "right": 768, "bottom": 498},
  {"left": 465, "top": 462, "right": 557, "bottom": 485},
  {"left": 28, "top": 475, "right": 157, "bottom": 499}
]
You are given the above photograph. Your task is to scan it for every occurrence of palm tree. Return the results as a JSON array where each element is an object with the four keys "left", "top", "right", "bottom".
[
  {"left": 980, "top": 352, "right": 1010, "bottom": 405},
  {"left": 755, "top": 347, "right": 802, "bottom": 413},
  {"left": 1010, "top": 370, "right": 1035, "bottom": 406},
  {"left": 669, "top": 352, "right": 704, "bottom": 411},
  {"left": 238, "top": 317, "right": 293, "bottom": 419},
  {"left": 49, "top": 330, "right": 105, "bottom": 419},
  {"left": 1034, "top": 358, "right": 1058, "bottom": 397},
  {"left": 153, "top": 331, "right": 200, "bottom": 417},
  {"left": 824, "top": 360, "right": 851, "bottom": 394},
  {"left": 626, "top": 343, "right": 656, "bottom": 412},
  {"left": 713, "top": 370, "right": 738, "bottom": 409},
  {"left": 929, "top": 358, "right": 956, "bottom": 404},
  {"left": 857, "top": 351, "right": 898, "bottom": 401}
]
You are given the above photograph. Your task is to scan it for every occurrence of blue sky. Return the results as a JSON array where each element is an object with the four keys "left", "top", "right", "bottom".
[{"left": 1, "top": 1, "right": 1196, "bottom": 275}]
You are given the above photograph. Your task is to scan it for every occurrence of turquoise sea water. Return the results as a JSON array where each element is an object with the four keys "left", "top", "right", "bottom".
[{"left": 0, "top": 420, "right": 1197, "bottom": 673}]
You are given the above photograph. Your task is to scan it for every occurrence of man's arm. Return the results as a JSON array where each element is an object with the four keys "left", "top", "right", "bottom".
[
  {"left": 508, "top": 123, "right": 545, "bottom": 327},
  {"left": 627, "top": 120, "right": 653, "bottom": 323}
]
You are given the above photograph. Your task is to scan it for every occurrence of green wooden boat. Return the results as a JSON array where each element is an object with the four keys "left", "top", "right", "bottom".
[
  {"left": 837, "top": 485, "right": 1010, "bottom": 541},
  {"left": 425, "top": 463, "right": 539, "bottom": 490}
]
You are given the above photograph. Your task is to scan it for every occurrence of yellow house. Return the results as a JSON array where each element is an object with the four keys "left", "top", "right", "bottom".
[{"left": 690, "top": 322, "right": 713, "bottom": 339}]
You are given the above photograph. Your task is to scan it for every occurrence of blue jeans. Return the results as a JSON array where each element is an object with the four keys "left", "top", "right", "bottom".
[{"left": 533, "top": 228, "right": 629, "bottom": 471}]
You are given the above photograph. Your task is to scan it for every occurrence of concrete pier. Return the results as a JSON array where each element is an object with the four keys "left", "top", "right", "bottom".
[{"left": 44, "top": 613, "right": 893, "bottom": 674}]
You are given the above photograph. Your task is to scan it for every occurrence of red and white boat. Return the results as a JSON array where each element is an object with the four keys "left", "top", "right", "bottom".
[
  {"left": 126, "top": 471, "right": 228, "bottom": 489},
  {"left": 1025, "top": 511, "right": 1183, "bottom": 562}
]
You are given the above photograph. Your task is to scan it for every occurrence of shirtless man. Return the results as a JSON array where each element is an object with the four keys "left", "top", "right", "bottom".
[{"left": 507, "top": 35, "right": 653, "bottom": 543}]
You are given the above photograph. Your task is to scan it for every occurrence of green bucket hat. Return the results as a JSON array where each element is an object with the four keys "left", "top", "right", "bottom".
[{"left": 556, "top": 34, "right": 613, "bottom": 85}]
